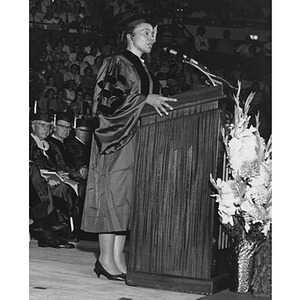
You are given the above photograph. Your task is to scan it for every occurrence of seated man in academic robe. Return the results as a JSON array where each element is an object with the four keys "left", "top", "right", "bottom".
[
  {"left": 30, "top": 113, "right": 79, "bottom": 242},
  {"left": 46, "top": 113, "right": 89, "bottom": 240},
  {"left": 29, "top": 162, "right": 74, "bottom": 249},
  {"left": 64, "top": 118, "right": 93, "bottom": 226},
  {"left": 64, "top": 118, "right": 93, "bottom": 199}
]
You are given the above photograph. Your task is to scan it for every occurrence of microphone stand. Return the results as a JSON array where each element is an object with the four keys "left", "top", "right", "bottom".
[
  {"left": 183, "top": 60, "right": 217, "bottom": 87},
  {"left": 181, "top": 57, "right": 238, "bottom": 92}
]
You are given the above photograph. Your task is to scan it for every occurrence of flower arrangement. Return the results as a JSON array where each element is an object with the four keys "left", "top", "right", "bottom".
[{"left": 210, "top": 81, "right": 272, "bottom": 240}]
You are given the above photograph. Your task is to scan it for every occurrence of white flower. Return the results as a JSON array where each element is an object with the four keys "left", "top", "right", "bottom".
[
  {"left": 245, "top": 185, "right": 269, "bottom": 205},
  {"left": 240, "top": 199, "right": 253, "bottom": 214},
  {"left": 249, "top": 163, "right": 271, "bottom": 187},
  {"left": 219, "top": 213, "right": 234, "bottom": 226},
  {"left": 228, "top": 131, "right": 258, "bottom": 177}
]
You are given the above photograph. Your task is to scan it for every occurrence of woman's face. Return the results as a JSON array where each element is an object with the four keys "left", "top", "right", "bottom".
[{"left": 128, "top": 23, "right": 156, "bottom": 56}]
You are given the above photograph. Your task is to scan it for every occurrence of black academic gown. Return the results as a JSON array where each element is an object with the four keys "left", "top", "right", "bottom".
[
  {"left": 64, "top": 135, "right": 91, "bottom": 203},
  {"left": 47, "top": 135, "right": 81, "bottom": 181},
  {"left": 81, "top": 50, "right": 160, "bottom": 233},
  {"left": 30, "top": 135, "right": 77, "bottom": 217},
  {"left": 64, "top": 136, "right": 91, "bottom": 171},
  {"left": 29, "top": 162, "right": 54, "bottom": 220}
]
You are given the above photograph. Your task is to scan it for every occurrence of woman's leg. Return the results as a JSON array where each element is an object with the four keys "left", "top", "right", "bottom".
[
  {"left": 114, "top": 234, "right": 127, "bottom": 274},
  {"left": 98, "top": 233, "right": 122, "bottom": 275}
]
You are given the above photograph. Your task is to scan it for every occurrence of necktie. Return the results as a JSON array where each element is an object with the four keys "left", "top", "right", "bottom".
[{"left": 66, "top": 13, "right": 69, "bottom": 24}]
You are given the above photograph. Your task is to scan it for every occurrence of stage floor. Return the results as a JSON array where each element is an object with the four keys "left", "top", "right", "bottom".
[
  {"left": 29, "top": 239, "right": 205, "bottom": 300},
  {"left": 30, "top": 238, "right": 271, "bottom": 300}
]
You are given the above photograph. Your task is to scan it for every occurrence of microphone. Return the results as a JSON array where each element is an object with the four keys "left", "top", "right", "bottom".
[{"left": 163, "top": 47, "right": 199, "bottom": 65}]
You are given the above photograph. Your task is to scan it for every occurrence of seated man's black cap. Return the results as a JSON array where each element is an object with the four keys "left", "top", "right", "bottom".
[
  {"left": 76, "top": 119, "right": 94, "bottom": 131},
  {"left": 31, "top": 113, "right": 52, "bottom": 123},
  {"left": 55, "top": 112, "right": 74, "bottom": 124}
]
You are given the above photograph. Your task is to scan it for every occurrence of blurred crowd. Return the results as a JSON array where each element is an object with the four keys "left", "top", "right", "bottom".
[
  {"left": 29, "top": 0, "right": 271, "bottom": 33},
  {"left": 29, "top": 0, "right": 271, "bottom": 110}
]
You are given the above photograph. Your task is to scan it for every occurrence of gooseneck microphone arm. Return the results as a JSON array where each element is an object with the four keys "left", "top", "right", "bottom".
[
  {"left": 163, "top": 47, "right": 217, "bottom": 87},
  {"left": 163, "top": 48, "right": 238, "bottom": 91}
]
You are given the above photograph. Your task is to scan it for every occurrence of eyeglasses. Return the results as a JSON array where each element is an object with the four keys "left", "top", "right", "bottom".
[
  {"left": 56, "top": 124, "right": 72, "bottom": 130},
  {"left": 35, "top": 122, "right": 51, "bottom": 129}
]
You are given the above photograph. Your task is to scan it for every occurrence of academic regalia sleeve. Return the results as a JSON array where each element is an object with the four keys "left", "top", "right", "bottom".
[{"left": 93, "top": 56, "right": 147, "bottom": 154}]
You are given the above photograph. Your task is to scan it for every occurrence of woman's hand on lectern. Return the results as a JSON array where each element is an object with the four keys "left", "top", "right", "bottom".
[{"left": 146, "top": 94, "right": 177, "bottom": 117}]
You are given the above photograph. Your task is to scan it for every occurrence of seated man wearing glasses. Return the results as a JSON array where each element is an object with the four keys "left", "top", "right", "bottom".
[
  {"left": 30, "top": 113, "right": 77, "bottom": 248},
  {"left": 47, "top": 113, "right": 88, "bottom": 241}
]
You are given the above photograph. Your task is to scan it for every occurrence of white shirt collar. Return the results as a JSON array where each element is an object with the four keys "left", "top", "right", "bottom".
[{"left": 51, "top": 133, "right": 64, "bottom": 143}]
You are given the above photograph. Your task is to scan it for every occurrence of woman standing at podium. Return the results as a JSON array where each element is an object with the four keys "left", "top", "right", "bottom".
[{"left": 81, "top": 15, "right": 177, "bottom": 281}]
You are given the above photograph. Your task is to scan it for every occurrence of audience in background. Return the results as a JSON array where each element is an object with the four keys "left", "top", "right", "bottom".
[
  {"left": 64, "top": 79, "right": 76, "bottom": 106},
  {"left": 44, "top": 75, "right": 58, "bottom": 94},
  {"left": 49, "top": 88, "right": 69, "bottom": 113},
  {"left": 91, "top": 55, "right": 103, "bottom": 75},
  {"left": 69, "top": 43, "right": 82, "bottom": 63},
  {"left": 52, "top": 39, "right": 69, "bottom": 63},
  {"left": 69, "top": 87, "right": 85, "bottom": 118},
  {"left": 38, "top": 88, "right": 56, "bottom": 113},
  {"left": 81, "top": 66, "right": 96, "bottom": 95},
  {"left": 73, "top": 52, "right": 89, "bottom": 76},
  {"left": 61, "top": 35, "right": 71, "bottom": 55},
  {"left": 58, "top": 3, "right": 77, "bottom": 25},
  {"left": 216, "top": 29, "right": 233, "bottom": 55},
  {"left": 63, "top": 63, "right": 81, "bottom": 86},
  {"left": 83, "top": 39, "right": 100, "bottom": 56},
  {"left": 177, "top": 73, "right": 191, "bottom": 93},
  {"left": 194, "top": 26, "right": 210, "bottom": 63},
  {"left": 235, "top": 35, "right": 261, "bottom": 57},
  {"left": 44, "top": 61, "right": 65, "bottom": 90},
  {"left": 101, "top": 36, "right": 117, "bottom": 57},
  {"left": 229, "top": 61, "right": 243, "bottom": 86},
  {"left": 83, "top": 47, "right": 99, "bottom": 65},
  {"left": 35, "top": 49, "right": 52, "bottom": 73}
]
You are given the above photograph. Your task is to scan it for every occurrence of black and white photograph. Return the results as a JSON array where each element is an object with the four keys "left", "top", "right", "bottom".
[{"left": 5, "top": 0, "right": 290, "bottom": 299}]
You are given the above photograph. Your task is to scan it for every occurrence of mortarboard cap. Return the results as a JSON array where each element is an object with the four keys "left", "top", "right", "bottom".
[
  {"left": 76, "top": 119, "right": 94, "bottom": 131},
  {"left": 31, "top": 113, "right": 52, "bottom": 123},
  {"left": 55, "top": 112, "right": 74, "bottom": 124},
  {"left": 114, "top": 13, "right": 157, "bottom": 36}
]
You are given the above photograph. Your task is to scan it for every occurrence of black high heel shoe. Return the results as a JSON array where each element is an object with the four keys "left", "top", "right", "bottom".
[{"left": 93, "top": 260, "right": 125, "bottom": 281}]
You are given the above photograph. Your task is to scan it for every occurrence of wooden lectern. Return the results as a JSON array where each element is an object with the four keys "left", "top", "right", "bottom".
[{"left": 126, "top": 86, "right": 232, "bottom": 295}]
